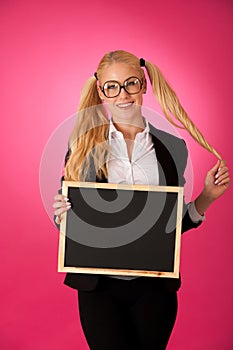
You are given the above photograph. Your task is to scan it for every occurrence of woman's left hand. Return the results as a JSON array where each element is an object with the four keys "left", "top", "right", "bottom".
[{"left": 203, "top": 159, "right": 230, "bottom": 201}]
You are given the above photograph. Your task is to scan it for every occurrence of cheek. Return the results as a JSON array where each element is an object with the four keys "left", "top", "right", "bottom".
[
  {"left": 104, "top": 101, "right": 115, "bottom": 111},
  {"left": 136, "top": 94, "right": 143, "bottom": 105},
  {"left": 102, "top": 101, "right": 116, "bottom": 117}
]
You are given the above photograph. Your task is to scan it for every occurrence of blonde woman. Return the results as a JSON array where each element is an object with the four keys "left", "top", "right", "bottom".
[{"left": 53, "top": 50, "right": 230, "bottom": 350}]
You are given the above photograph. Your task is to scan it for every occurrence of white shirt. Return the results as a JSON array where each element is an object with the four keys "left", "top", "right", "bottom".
[
  {"left": 108, "top": 119, "right": 203, "bottom": 223},
  {"left": 107, "top": 119, "right": 204, "bottom": 280}
]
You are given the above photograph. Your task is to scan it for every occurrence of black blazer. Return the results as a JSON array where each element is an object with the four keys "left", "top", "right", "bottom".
[{"left": 60, "top": 124, "right": 202, "bottom": 292}]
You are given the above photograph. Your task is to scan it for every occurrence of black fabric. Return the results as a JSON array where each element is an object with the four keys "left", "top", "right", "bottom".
[
  {"left": 78, "top": 276, "right": 178, "bottom": 350},
  {"left": 59, "top": 125, "right": 202, "bottom": 291}
]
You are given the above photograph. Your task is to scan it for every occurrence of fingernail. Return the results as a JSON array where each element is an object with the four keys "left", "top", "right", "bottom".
[
  {"left": 66, "top": 204, "right": 71, "bottom": 209},
  {"left": 215, "top": 173, "right": 219, "bottom": 178},
  {"left": 64, "top": 197, "right": 69, "bottom": 202},
  {"left": 215, "top": 180, "right": 218, "bottom": 184}
]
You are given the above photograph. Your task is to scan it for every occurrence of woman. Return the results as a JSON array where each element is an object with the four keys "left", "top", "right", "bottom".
[{"left": 53, "top": 50, "right": 230, "bottom": 350}]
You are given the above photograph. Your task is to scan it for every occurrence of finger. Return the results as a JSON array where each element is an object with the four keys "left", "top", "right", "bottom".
[
  {"left": 53, "top": 200, "right": 71, "bottom": 209},
  {"left": 54, "top": 194, "right": 69, "bottom": 202},
  {"left": 215, "top": 166, "right": 229, "bottom": 179},
  {"left": 215, "top": 171, "right": 230, "bottom": 185},
  {"left": 54, "top": 194, "right": 64, "bottom": 201},
  {"left": 209, "top": 159, "right": 221, "bottom": 175},
  {"left": 55, "top": 215, "right": 61, "bottom": 225},
  {"left": 217, "top": 178, "right": 230, "bottom": 187},
  {"left": 219, "top": 159, "right": 226, "bottom": 167},
  {"left": 215, "top": 165, "right": 229, "bottom": 183},
  {"left": 54, "top": 205, "right": 71, "bottom": 217},
  {"left": 216, "top": 159, "right": 227, "bottom": 174}
]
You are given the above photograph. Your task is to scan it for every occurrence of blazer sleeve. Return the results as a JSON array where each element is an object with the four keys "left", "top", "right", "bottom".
[{"left": 177, "top": 139, "right": 203, "bottom": 233}]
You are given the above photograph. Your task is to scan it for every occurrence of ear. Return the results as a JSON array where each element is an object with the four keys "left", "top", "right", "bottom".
[
  {"left": 143, "top": 78, "right": 147, "bottom": 94},
  {"left": 97, "top": 85, "right": 105, "bottom": 101}
]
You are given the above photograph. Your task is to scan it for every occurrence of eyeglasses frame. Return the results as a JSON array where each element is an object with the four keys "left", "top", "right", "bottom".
[{"left": 100, "top": 76, "right": 144, "bottom": 98}]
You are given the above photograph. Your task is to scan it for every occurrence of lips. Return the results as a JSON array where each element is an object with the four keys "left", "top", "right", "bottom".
[{"left": 116, "top": 102, "right": 134, "bottom": 109}]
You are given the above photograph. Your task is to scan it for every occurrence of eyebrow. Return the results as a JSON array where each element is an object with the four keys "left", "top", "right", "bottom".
[{"left": 102, "top": 76, "right": 142, "bottom": 85}]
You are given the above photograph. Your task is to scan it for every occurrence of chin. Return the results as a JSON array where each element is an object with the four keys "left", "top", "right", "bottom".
[{"left": 112, "top": 105, "right": 142, "bottom": 122}]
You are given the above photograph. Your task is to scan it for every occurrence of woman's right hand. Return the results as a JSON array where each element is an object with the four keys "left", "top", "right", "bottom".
[{"left": 53, "top": 194, "right": 71, "bottom": 224}]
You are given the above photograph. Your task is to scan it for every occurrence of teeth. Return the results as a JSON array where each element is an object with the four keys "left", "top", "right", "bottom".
[{"left": 117, "top": 103, "right": 133, "bottom": 108}]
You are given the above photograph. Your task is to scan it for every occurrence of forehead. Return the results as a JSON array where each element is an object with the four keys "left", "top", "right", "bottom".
[{"left": 100, "top": 62, "right": 141, "bottom": 83}]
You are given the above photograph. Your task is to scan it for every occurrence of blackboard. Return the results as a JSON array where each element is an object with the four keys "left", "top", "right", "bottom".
[{"left": 58, "top": 182, "right": 184, "bottom": 278}]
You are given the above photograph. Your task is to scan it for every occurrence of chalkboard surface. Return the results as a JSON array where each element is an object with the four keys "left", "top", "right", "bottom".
[{"left": 58, "top": 182, "right": 184, "bottom": 278}]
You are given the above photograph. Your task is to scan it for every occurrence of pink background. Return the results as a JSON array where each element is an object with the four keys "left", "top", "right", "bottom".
[{"left": 1, "top": 0, "right": 233, "bottom": 349}]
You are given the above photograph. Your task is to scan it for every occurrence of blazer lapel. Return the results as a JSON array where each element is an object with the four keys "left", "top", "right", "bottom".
[
  {"left": 88, "top": 124, "right": 179, "bottom": 186},
  {"left": 149, "top": 124, "right": 179, "bottom": 186}
]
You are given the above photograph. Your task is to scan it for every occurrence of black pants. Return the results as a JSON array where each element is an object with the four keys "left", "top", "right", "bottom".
[{"left": 78, "top": 276, "right": 178, "bottom": 350}]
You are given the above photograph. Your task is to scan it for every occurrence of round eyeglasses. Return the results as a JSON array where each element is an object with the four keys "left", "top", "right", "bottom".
[{"left": 100, "top": 76, "right": 143, "bottom": 98}]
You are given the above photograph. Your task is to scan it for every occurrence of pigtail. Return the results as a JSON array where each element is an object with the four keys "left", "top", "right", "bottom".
[
  {"left": 78, "top": 77, "right": 102, "bottom": 111},
  {"left": 145, "top": 60, "right": 222, "bottom": 159},
  {"left": 65, "top": 77, "right": 110, "bottom": 181},
  {"left": 65, "top": 49, "right": 222, "bottom": 182}
]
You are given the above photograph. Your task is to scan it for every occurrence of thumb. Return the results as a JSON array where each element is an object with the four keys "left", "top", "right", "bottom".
[
  {"left": 209, "top": 159, "right": 221, "bottom": 175},
  {"left": 219, "top": 159, "right": 226, "bottom": 167}
]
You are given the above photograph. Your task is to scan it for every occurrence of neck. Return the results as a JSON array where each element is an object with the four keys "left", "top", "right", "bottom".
[{"left": 112, "top": 117, "right": 145, "bottom": 140}]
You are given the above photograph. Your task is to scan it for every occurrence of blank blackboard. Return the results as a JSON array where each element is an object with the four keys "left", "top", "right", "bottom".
[{"left": 58, "top": 182, "right": 184, "bottom": 278}]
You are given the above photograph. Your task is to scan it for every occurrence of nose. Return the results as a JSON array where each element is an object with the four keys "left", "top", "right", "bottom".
[{"left": 119, "top": 86, "right": 130, "bottom": 98}]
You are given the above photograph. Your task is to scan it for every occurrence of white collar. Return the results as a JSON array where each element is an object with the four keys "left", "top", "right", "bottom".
[{"left": 109, "top": 118, "right": 150, "bottom": 141}]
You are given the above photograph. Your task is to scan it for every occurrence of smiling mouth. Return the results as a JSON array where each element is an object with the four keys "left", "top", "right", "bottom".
[{"left": 116, "top": 102, "right": 134, "bottom": 109}]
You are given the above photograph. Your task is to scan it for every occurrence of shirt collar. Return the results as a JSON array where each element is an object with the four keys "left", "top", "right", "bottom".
[{"left": 109, "top": 118, "right": 150, "bottom": 142}]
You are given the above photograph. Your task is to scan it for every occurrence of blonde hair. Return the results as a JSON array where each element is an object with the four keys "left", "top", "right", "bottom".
[
  {"left": 144, "top": 61, "right": 221, "bottom": 159},
  {"left": 65, "top": 50, "right": 221, "bottom": 181},
  {"left": 65, "top": 78, "right": 110, "bottom": 181}
]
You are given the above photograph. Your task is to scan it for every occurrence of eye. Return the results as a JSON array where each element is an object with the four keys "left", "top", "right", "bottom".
[
  {"left": 125, "top": 78, "right": 139, "bottom": 87},
  {"left": 108, "top": 84, "right": 118, "bottom": 90},
  {"left": 104, "top": 82, "right": 119, "bottom": 90}
]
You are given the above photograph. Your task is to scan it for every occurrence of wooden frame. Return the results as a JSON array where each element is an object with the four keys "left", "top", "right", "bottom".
[{"left": 58, "top": 181, "right": 184, "bottom": 278}]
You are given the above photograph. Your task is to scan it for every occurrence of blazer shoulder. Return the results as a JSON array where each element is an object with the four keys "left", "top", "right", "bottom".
[
  {"left": 148, "top": 123, "right": 186, "bottom": 146},
  {"left": 148, "top": 123, "right": 188, "bottom": 159}
]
